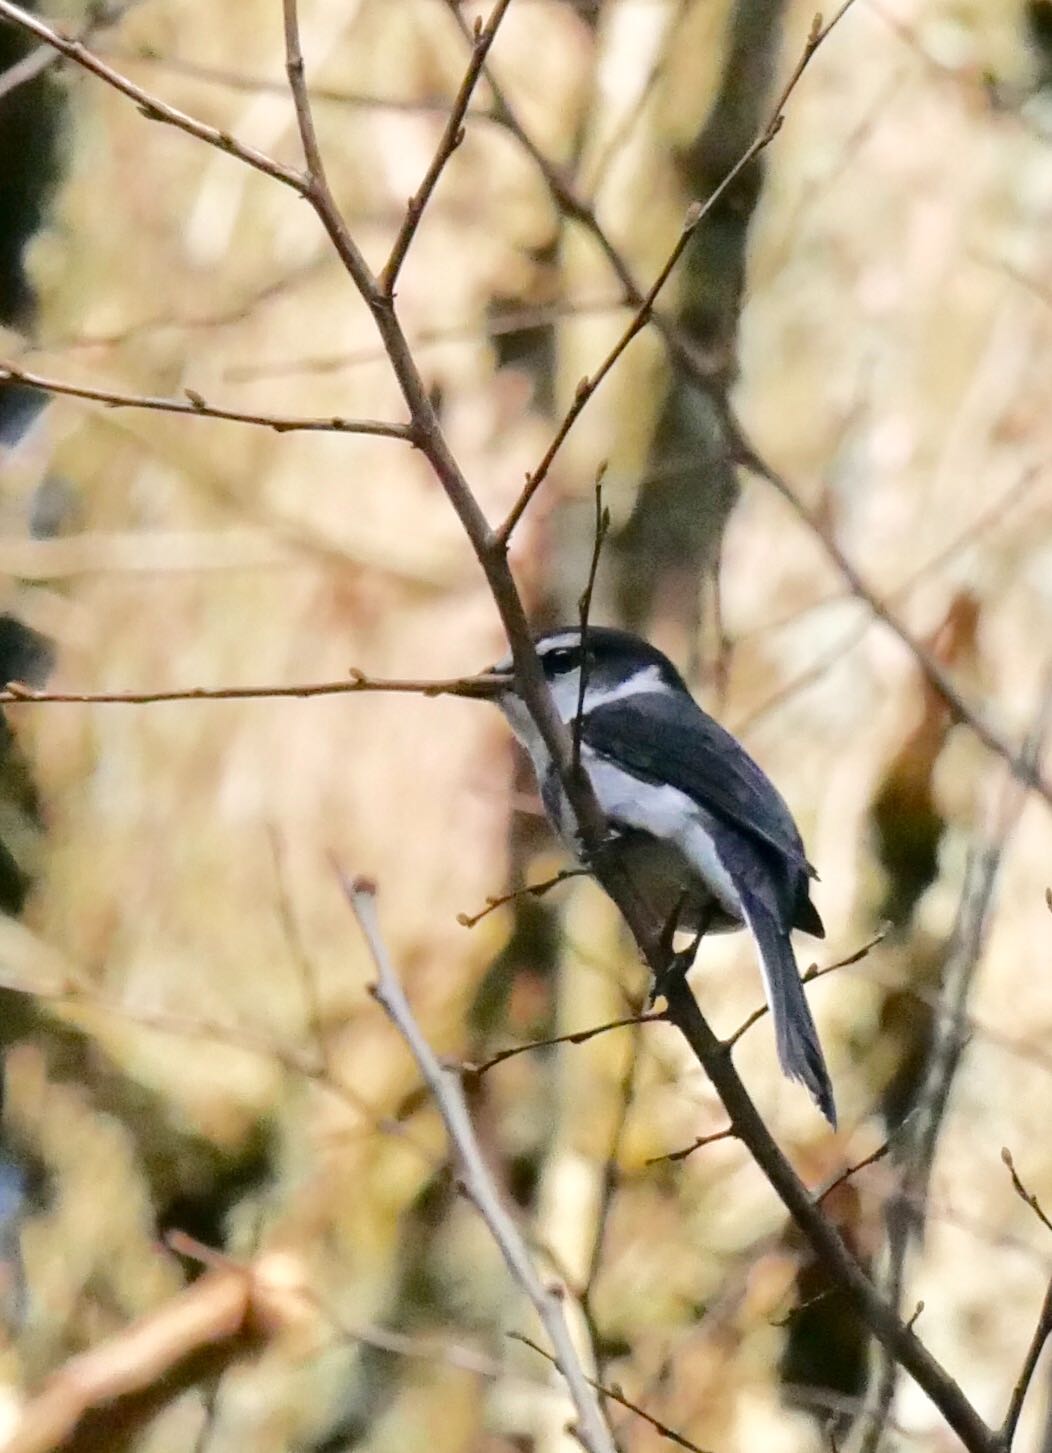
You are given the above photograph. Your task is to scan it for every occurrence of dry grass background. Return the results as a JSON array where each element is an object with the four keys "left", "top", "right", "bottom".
[{"left": 0, "top": 0, "right": 1051, "bottom": 1450}]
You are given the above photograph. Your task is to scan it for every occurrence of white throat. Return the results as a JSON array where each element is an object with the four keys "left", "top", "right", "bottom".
[{"left": 497, "top": 662, "right": 667, "bottom": 774}]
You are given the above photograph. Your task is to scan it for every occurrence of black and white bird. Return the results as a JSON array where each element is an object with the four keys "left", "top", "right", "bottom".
[{"left": 465, "top": 627, "right": 835, "bottom": 1125}]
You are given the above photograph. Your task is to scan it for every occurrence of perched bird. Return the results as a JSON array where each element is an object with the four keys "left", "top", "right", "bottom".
[{"left": 464, "top": 627, "right": 835, "bottom": 1125}]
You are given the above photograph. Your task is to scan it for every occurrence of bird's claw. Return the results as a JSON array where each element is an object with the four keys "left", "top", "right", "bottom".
[{"left": 647, "top": 943, "right": 697, "bottom": 1008}]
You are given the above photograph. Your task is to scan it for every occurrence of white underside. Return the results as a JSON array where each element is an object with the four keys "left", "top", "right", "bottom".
[{"left": 498, "top": 688, "right": 742, "bottom": 919}]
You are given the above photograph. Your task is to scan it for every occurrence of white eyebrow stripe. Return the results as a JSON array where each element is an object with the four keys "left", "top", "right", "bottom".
[
  {"left": 577, "top": 664, "right": 667, "bottom": 708},
  {"left": 548, "top": 663, "right": 667, "bottom": 718},
  {"left": 491, "top": 632, "right": 584, "bottom": 674},
  {"left": 538, "top": 631, "right": 584, "bottom": 654}
]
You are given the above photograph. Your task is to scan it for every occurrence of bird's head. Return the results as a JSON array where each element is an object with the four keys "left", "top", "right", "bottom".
[{"left": 462, "top": 627, "right": 687, "bottom": 723}]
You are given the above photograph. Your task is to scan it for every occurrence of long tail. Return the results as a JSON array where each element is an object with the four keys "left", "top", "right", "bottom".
[{"left": 740, "top": 893, "right": 836, "bottom": 1126}]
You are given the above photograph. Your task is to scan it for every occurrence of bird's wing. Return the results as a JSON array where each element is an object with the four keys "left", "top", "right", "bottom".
[{"left": 580, "top": 692, "right": 812, "bottom": 874}]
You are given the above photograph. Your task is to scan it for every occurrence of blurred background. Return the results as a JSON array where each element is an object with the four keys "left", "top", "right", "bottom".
[{"left": 0, "top": 0, "right": 1051, "bottom": 1449}]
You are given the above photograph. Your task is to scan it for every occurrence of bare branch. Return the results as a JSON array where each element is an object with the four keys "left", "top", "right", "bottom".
[
  {"left": 511, "top": 1331, "right": 715, "bottom": 1453},
  {"left": 1002, "top": 1148, "right": 1052, "bottom": 1238},
  {"left": 727, "top": 422, "right": 1052, "bottom": 814},
  {"left": 460, "top": 1012, "right": 661, "bottom": 1078},
  {"left": 379, "top": 0, "right": 513, "bottom": 296},
  {"left": 646, "top": 1127, "right": 736, "bottom": 1166},
  {"left": 858, "top": 696, "right": 1051, "bottom": 1453},
  {"left": 0, "top": 361, "right": 411, "bottom": 439},
  {"left": 456, "top": 865, "right": 591, "bottom": 928},
  {"left": 102, "top": 45, "right": 501, "bottom": 121},
  {"left": 726, "top": 930, "right": 887, "bottom": 1048},
  {"left": 438, "top": 0, "right": 1052, "bottom": 821},
  {"left": 658, "top": 974, "right": 998, "bottom": 1453},
  {"left": 573, "top": 471, "right": 610, "bottom": 772},
  {"left": 342, "top": 875, "right": 616, "bottom": 1453},
  {"left": 0, "top": 670, "right": 510, "bottom": 708},
  {"left": 494, "top": 0, "right": 860, "bottom": 544},
  {"left": 0, "top": 0, "right": 139, "bottom": 104},
  {"left": 814, "top": 1139, "right": 894, "bottom": 1207},
  {"left": 0, "top": 0, "right": 305, "bottom": 189},
  {"left": 1001, "top": 1275, "right": 1052, "bottom": 1448},
  {"left": 0, "top": 1250, "right": 310, "bottom": 1453},
  {"left": 999, "top": 1149, "right": 1052, "bottom": 1446}
]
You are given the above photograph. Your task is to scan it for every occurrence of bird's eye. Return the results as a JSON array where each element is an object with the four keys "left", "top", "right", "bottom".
[{"left": 545, "top": 648, "right": 576, "bottom": 672}]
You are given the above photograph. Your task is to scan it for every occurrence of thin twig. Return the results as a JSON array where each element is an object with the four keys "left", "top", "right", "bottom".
[
  {"left": 379, "top": 0, "right": 513, "bottom": 295},
  {"left": 0, "top": 670, "right": 509, "bottom": 707},
  {"left": 728, "top": 421, "right": 1052, "bottom": 815},
  {"left": 0, "top": 0, "right": 305, "bottom": 189},
  {"left": 494, "top": 1, "right": 859, "bottom": 544},
  {"left": 0, "top": 361, "right": 410, "bottom": 439},
  {"left": 224, "top": 293, "right": 626, "bottom": 381},
  {"left": 657, "top": 971, "right": 999, "bottom": 1453},
  {"left": 1001, "top": 1276, "right": 1052, "bottom": 1448},
  {"left": 102, "top": 45, "right": 501, "bottom": 120},
  {"left": 438, "top": 0, "right": 1052, "bottom": 822},
  {"left": 1002, "top": 1149, "right": 1052, "bottom": 1237},
  {"left": 460, "top": 1012, "right": 662, "bottom": 1078},
  {"left": 0, "top": 0, "right": 138, "bottom": 103},
  {"left": 573, "top": 471, "right": 610, "bottom": 772},
  {"left": 510, "top": 1332, "right": 715, "bottom": 1453},
  {"left": 814, "top": 1140, "right": 894, "bottom": 1206},
  {"left": 859, "top": 687, "right": 1052, "bottom": 1453},
  {"left": 726, "top": 930, "right": 887, "bottom": 1048},
  {"left": 456, "top": 866, "right": 590, "bottom": 928},
  {"left": 646, "top": 1127, "right": 736, "bottom": 1166},
  {"left": 342, "top": 875, "right": 616, "bottom": 1453}
]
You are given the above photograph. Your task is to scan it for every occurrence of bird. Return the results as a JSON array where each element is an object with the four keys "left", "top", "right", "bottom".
[{"left": 463, "top": 626, "right": 835, "bottom": 1125}]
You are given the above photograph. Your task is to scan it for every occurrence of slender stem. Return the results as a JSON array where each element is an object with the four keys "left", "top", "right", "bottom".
[
  {"left": 0, "top": 0, "right": 304, "bottom": 189},
  {"left": 379, "top": 0, "right": 513, "bottom": 296},
  {"left": 573, "top": 474, "right": 610, "bottom": 772},
  {"left": 0, "top": 361, "right": 411, "bottom": 439},
  {"left": 344, "top": 877, "right": 616, "bottom": 1453},
  {"left": 494, "top": 1, "right": 860, "bottom": 545},
  {"left": 0, "top": 672, "right": 509, "bottom": 707},
  {"left": 1001, "top": 1277, "right": 1052, "bottom": 1447}
]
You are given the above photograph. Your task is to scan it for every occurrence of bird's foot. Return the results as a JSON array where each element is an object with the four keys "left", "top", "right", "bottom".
[
  {"left": 648, "top": 899, "right": 715, "bottom": 1007},
  {"left": 648, "top": 899, "right": 703, "bottom": 1008},
  {"left": 647, "top": 947, "right": 696, "bottom": 1009}
]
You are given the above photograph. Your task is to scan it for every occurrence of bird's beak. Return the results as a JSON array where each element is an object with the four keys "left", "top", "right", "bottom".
[{"left": 445, "top": 670, "right": 512, "bottom": 701}]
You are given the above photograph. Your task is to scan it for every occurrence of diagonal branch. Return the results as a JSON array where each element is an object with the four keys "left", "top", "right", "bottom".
[
  {"left": 1002, "top": 1277, "right": 1052, "bottom": 1450},
  {"left": 0, "top": 0, "right": 305, "bottom": 190},
  {"left": 442, "top": 0, "right": 1052, "bottom": 822},
  {"left": 0, "top": 361, "right": 411, "bottom": 439},
  {"left": 726, "top": 418, "right": 1052, "bottom": 815},
  {"left": 461, "top": 1011, "right": 662, "bottom": 1079},
  {"left": 379, "top": 0, "right": 513, "bottom": 296},
  {"left": 343, "top": 875, "right": 616, "bottom": 1453},
  {"left": 573, "top": 471, "right": 610, "bottom": 771},
  {"left": 658, "top": 974, "right": 998, "bottom": 1453},
  {"left": 0, "top": 0, "right": 136, "bottom": 105},
  {"left": 726, "top": 930, "right": 887, "bottom": 1048},
  {"left": 511, "top": 1331, "right": 714, "bottom": 1453},
  {"left": 494, "top": 1, "right": 859, "bottom": 544},
  {"left": 999, "top": 1149, "right": 1052, "bottom": 1447}
]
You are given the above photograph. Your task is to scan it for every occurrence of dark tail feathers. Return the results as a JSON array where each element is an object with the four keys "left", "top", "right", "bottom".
[{"left": 741, "top": 894, "right": 836, "bottom": 1126}]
